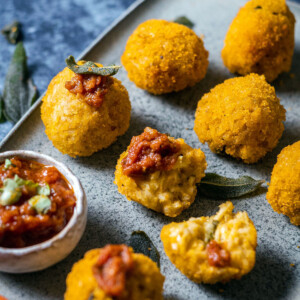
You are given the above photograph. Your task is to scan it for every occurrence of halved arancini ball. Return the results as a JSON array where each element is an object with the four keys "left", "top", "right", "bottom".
[
  {"left": 114, "top": 127, "right": 207, "bottom": 217},
  {"left": 161, "top": 201, "right": 257, "bottom": 284}
]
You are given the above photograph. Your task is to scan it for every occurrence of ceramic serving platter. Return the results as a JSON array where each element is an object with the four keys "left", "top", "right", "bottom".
[{"left": 0, "top": 0, "right": 300, "bottom": 299}]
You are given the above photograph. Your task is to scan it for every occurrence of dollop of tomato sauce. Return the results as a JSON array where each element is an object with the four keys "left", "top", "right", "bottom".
[
  {"left": 65, "top": 74, "right": 112, "bottom": 108},
  {"left": 121, "top": 127, "right": 181, "bottom": 177},
  {"left": 206, "top": 240, "right": 231, "bottom": 268},
  {"left": 93, "top": 245, "right": 134, "bottom": 297},
  {"left": 0, "top": 157, "right": 76, "bottom": 248}
]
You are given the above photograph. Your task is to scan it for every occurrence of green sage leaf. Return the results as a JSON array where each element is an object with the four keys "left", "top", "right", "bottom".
[
  {"left": 129, "top": 231, "right": 160, "bottom": 268},
  {"left": 198, "top": 173, "right": 265, "bottom": 199},
  {"left": 37, "top": 184, "right": 50, "bottom": 196},
  {"left": 29, "top": 195, "right": 51, "bottom": 214},
  {"left": 0, "top": 94, "right": 5, "bottom": 123},
  {"left": 1, "top": 21, "right": 21, "bottom": 44},
  {"left": 0, "top": 178, "right": 22, "bottom": 206},
  {"left": 27, "top": 78, "right": 38, "bottom": 106},
  {"left": 3, "top": 42, "right": 38, "bottom": 123},
  {"left": 65, "top": 55, "right": 121, "bottom": 76},
  {"left": 174, "top": 16, "right": 194, "bottom": 28}
]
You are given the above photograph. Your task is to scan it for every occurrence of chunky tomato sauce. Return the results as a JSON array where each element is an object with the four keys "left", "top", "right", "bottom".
[
  {"left": 206, "top": 240, "right": 231, "bottom": 268},
  {"left": 0, "top": 157, "right": 76, "bottom": 248},
  {"left": 93, "top": 245, "right": 134, "bottom": 297},
  {"left": 65, "top": 74, "right": 112, "bottom": 108},
  {"left": 122, "top": 127, "right": 181, "bottom": 177}
]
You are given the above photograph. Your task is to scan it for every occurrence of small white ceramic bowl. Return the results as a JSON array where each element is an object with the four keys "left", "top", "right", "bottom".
[{"left": 0, "top": 150, "right": 87, "bottom": 273}]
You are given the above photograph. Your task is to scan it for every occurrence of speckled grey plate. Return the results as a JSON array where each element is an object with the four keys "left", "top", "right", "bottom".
[{"left": 0, "top": 0, "right": 299, "bottom": 299}]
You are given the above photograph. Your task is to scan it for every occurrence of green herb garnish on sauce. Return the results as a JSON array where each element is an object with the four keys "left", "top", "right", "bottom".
[
  {"left": 28, "top": 195, "right": 51, "bottom": 214},
  {"left": 0, "top": 178, "right": 22, "bottom": 205},
  {"left": 37, "top": 184, "right": 50, "bottom": 196},
  {"left": 14, "top": 175, "right": 39, "bottom": 190},
  {"left": 0, "top": 174, "right": 51, "bottom": 210},
  {"left": 4, "top": 159, "right": 14, "bottom": 170}
]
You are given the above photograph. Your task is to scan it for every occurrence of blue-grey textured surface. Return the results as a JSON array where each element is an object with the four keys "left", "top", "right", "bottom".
[
  {"left": 0, "top": 0, "right": 299, "bottom": 299},
  {"left": 0, "top": 0, "right": 136, "bottom": 140}
]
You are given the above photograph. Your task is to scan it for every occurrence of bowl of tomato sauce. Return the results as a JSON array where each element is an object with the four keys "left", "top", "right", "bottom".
[{"left": 0, "top": 150, "right": 87, "bottom": 273}]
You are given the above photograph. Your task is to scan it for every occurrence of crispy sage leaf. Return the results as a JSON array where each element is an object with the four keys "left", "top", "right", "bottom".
[
  {"left": 1, "top": 21, "right": 21, "bottom": 44},
  {"left": 198, "top": 173, "right": 265, "bottom": 199},
  {"left": 174, "top": 16, "right": 194, "bottom": 28},
  {"left": 129, "top": 231, "right": 160, "bottom": 268},
  {"left": 65, "top": 55, "right": 121, "bottom": 76},
  {"left": 3, "top": 42, "right": 38, "bottom": 123}
]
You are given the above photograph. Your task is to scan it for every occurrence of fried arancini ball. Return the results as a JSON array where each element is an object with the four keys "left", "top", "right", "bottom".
[
  {"left": 41, "top": 63, "right": 131, "bottom": 157},
  {"left": 114, "top": 127, "right": 207, "bottom": 217},
  {"left": 121, "top": 19, "right": 209, "bottom": 94},
  {"left": 222, "top": 0, "right": 295, "bottom": 82},
  {"left": 161, "top": 201, "right": 257, "bottom": 284},
  {"left": 266, "top": 141, "right": 300, "bottom": 226},
  {"left": 65, "top": 246, "right": 164, "bottom": 300},
  {"left": 194, "top": 73, "right": 286, "bottom": 163}
]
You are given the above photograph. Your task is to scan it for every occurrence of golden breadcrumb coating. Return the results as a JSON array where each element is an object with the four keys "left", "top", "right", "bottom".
[
  {"left": 222, "top": 0, "right": 295, "bottom": 82},
  {"left": 41, "top": 64, "right": 131, "bottom": 157},
  {"left": 194, "top": 73, "right": 286, "bottom": 163},
  {"left": 161, "top": 201, "right": 257, "bottom": 284},
  {"left": 65, "top": 248, "right": 164, "bottom": 300},
  {"left": 114, "top": 134, "right": 207, "bottom": 217},
  {"left": 121, "top": 19, "right": 209, "bottom": 94},
  {"left": 267, "top": 141, "right": 300, "bottom": 225}
]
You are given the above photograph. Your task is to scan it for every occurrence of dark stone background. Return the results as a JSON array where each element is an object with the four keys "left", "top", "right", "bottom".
[{"left": 0, "top": 0, "right": 299, "bottom": 140}]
